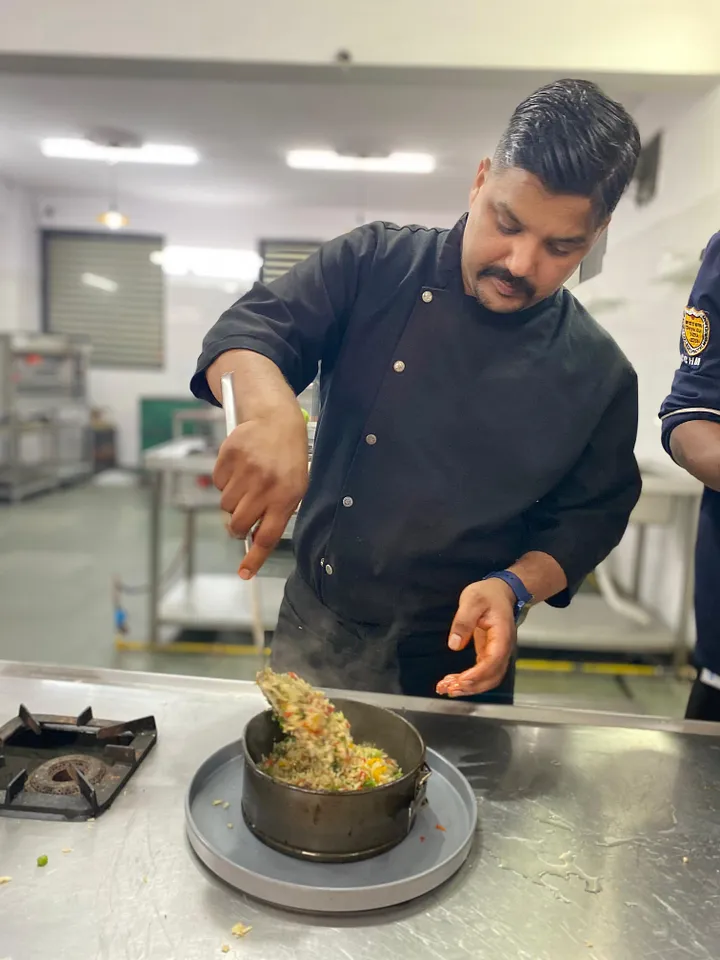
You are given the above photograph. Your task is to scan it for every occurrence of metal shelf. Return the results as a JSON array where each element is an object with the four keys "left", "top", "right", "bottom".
[
  {"left": 158, "top": 574, "right": 286, "bottom": 631},
  {"left": 0, "top": 333, "right": 92, "bottom": 502},
  {"left": 519, "top": 595, "right": 676, "bottom": 654}
]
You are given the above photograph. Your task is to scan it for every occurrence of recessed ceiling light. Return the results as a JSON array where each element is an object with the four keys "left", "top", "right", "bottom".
[
  {"left": 41, "top": 138, "right": 199, "bottom": 166},
  {"left": 286, "top": 150, "right": 435, "bottom": 174}
]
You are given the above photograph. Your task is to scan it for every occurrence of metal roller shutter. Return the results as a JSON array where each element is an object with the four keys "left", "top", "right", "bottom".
[
  {"left": 259, "top": 240, "right": 321, "bottom": 284},
  {"left": 43, "top": 231, "right": 165, "bottom": 368}
]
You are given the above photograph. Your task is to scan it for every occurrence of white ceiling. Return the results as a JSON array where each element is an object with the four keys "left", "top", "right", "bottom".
[{"left": 0, "top": 62, "right": 715, "bottom": 212}]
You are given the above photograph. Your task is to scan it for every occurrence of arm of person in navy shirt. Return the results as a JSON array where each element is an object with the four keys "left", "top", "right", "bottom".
[
  {"left": 438, "top": 369, "right": 641, "bottom": 697},
  {"left": 660, "top": 233, "right": 720, "bottom": 489},
  {"left": 191, "top": 225, "right": 379, "bottom": 576}
]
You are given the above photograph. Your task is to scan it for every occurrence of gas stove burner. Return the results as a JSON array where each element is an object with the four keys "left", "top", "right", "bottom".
[
  {"left": 0, "top": 704, "right": 157, "bottom": 821},
  {"left": 26, "top": 754, "right": 108, "bottom": 796}
]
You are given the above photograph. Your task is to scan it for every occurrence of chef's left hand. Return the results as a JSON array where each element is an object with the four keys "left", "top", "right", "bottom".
[{"left": 436, "top": 578, "right": 517, "bottom": 697}]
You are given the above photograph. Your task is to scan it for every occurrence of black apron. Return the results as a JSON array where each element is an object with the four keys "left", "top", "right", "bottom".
[{"left": 270, "top": 571, "right": 515, "bottom": 704}]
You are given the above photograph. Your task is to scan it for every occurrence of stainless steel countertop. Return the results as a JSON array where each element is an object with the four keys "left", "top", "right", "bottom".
[{"left": 1, "top": 661, "right": 719, "bottom": 960}]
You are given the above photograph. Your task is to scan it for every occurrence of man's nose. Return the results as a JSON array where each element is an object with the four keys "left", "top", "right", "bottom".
[{"left": 505, "top": 237, "right": 537, "bottom": 280}]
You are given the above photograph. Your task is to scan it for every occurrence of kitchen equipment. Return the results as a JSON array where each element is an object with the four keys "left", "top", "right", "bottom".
[
  {"left": 186, "top": 737, "right": 476, "bottom": 912},
  {"left": 0, "top": 332, "right": 93, "bottom": 502},
  {"left": 0, "top": 704, "right": 157, "bottom": 820},
  {"left": 219, "top": 371, "right": 265, "bottom": 652},
  {"left": 242, "top": 698, "right": 431, "bottom": 862}
]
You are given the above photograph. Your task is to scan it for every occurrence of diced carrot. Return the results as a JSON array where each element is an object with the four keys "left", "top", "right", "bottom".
[{"left": 436, "top": 824, "right": 446, "bottom": 832}]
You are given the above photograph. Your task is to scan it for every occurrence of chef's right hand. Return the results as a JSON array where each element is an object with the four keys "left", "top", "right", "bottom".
[{"left": 213, "top": 406, "right": 308, "bottom": 578}]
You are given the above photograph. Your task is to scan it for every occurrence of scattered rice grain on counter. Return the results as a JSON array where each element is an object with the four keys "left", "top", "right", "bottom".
[
  {"left": 221, "top": 946, "right": 230, "bottom": 954},
  {"left": 61, "top": 848, "right": 72, "bottom": 854},
  {"left": 227, "top": 823, "right": 234, "bottom": 829},
  {"left": 212, "top": 799, "right": 223, "bottom": 806},
  {"left": 256, "top": 668, "right": 402, "bottom": 792},
  {"left": 231, "top": 923, "right": 252, "bottom": 938},
  {"left": 0, "top": 876, "right": 11, "bottom": 885},
  {"left": 222, "top": 802, "right": 230, "bottom": 809}
]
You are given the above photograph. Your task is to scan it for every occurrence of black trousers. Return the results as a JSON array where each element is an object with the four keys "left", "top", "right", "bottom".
[
  {"left": 685, "top": 676, "right": 720, "bottom": 722},
  {"left": 270, "top": 572, "right": 515, "bottom": 705}
]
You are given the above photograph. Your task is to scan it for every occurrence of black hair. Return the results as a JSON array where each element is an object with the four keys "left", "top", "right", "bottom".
[{"left": 493, "top": 79, "right": 641, "bottom": 223}]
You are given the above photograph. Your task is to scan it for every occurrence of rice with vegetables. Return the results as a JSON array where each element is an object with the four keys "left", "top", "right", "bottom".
[{"left": 256, "top": 668, "right": 402, "bottom": 792}]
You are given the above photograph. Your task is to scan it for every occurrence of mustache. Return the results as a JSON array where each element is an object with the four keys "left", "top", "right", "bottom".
[{"left": 477, "top": 266, "right": 535, "bottom": 300}]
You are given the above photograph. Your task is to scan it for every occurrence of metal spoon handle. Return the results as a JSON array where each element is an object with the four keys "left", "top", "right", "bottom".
[{"left": 220, "top": 372, "right": 265, "bottom": 653}]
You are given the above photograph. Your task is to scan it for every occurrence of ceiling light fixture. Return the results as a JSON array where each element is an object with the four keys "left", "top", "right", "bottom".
[
  {"left": 286, "top": 150, "right": 435, "bottom": 174},
  {"left": 41, "top": 138, "right": 199, "bottom": 166},
  {"left": 97, "top": 207, "right": 129, "bottom": 231}
]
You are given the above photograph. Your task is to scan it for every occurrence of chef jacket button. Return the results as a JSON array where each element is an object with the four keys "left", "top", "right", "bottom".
[
  {"left": 342, "top": 496, "right": 353, "bottom": 507},
  {"left": 421, "top": 290, "right": 433, "bottom": 303},
  {"left": 325, "top": 564, "right": 334, "bottom": 576},
  {"left": 320, "top": 557, "right": 325, "bottom": 567},
  {"left": 393, "top": 360, "right": 405, "bottom": 373},
  {"left": 365, "top": 433, "right": 377, "bottom": 445}
]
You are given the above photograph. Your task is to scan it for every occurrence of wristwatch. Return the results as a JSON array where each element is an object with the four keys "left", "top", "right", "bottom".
[{"left": 482, "top": 570, "right": 534, "bottom": 623}]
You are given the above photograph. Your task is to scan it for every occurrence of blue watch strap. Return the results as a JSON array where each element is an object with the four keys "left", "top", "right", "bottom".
[{"left": 482, "top": 570, "right": 533, "bottom": 620}]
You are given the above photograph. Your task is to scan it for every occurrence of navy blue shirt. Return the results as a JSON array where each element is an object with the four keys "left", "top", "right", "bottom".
[
  {"left": 660, "top": 231, "right": 720, "bottom": 672},
  {"left": 192, "top": 216, "right": 641, "bottom": 631}
]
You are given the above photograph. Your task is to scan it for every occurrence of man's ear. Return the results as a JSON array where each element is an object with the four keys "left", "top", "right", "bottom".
[{"left": 469, "top": 158, "right": 492, "bottom": 207}]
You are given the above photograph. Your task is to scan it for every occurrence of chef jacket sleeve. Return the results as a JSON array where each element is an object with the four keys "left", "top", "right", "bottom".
[
  {"left": 190, "top": 224, "right": 379, "bottom": 403},
  {"left": 659, "top": 232, "right": 720, "bottom": 457},
  {"left": 524, "top": 368, "right": 641, "bottom": 608}
]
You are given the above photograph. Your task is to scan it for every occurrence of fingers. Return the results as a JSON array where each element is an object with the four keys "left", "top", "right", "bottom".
[
  {"left": 438, "top": 610, "right": 516, "bottom": 698},
  {"left": 238, "top": 508, "right": 293, "bottom": 579},
  {"left": 440, "top": 656, "right": 509, "bottom": 697},
  {"left": 212, "top": 437, "right": 236, "bottom": 491},
  {"left": 448, "top": 585, "right": 490, "bottom": 652},
  {"left": 227, "top": 495, "right": 264, "bottom": 539}
]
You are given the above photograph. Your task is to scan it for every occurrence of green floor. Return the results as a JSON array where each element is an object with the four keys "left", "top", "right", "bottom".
[{"left": 0, "top": 480, "right": 692, "bottom": 716}]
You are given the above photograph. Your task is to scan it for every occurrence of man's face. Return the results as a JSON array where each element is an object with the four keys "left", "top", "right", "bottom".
[{"left": 461, "top": 160, "right": 604, "bottom": 313}]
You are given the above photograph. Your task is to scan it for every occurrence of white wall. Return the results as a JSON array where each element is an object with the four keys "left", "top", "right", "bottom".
[
  {"left": 37, "top": 196, "right": 456, "bottom": 464},
  {"left": 579, "top": 82, "right": 720, "bottom": 464},
  {"left": 0, "top": 177, "right": 39, "bottom": 331},
  {"left": 574, "top": 82, "right": 720, "bottom": 632},
  {"left": 1, "top": 0, "right": 719, "bottom": 74}
]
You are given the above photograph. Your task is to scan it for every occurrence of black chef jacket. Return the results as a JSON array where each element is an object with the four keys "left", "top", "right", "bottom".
[
  {"left": 660, "top": 231, "right": 720, "bottom": 675},
  {"left": 192, "top": 215, "right": 640, "bottom": 635}
]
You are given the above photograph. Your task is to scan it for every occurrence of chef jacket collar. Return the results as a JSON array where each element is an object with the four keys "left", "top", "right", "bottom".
[{"left": 436, "top": 212, "right": 561, "bottom": 322}]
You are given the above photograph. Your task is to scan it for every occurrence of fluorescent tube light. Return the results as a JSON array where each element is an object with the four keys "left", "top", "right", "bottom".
[
  {"left": 286, "top": 150, "right": 435, "bottom": 173},
  {"left": 41, "top": 138, "right": 199, "bottom": 166}
]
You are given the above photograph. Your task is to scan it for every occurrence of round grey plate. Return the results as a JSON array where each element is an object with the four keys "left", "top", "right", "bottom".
[{"left": 185, "top": 740, "right": 477, "bottom": 913}]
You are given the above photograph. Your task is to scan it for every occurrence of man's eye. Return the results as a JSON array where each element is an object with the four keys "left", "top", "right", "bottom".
[
  {"left": 547, "top": 245, "right": 573, "bottom": 257},
  {"left": 497, "top": 221, "right": 520, "bottom": 236}
]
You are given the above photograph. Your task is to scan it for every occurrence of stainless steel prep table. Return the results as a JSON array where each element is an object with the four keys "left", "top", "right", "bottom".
[{"left": 1, "top": 661, "right": 719, "bottom": 960}]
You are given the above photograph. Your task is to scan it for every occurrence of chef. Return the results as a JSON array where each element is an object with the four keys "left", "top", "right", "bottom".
[
  {"left": 660, "top": 233, "right": 720, "bottom": 721},
  {"left": 191, "top": 78, "right": 642, "bottom": 704}
]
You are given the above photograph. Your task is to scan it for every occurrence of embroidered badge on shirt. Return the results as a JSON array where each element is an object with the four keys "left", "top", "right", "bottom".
[{"left": 681, "top": 306, "right": 710, "bottom": 356}]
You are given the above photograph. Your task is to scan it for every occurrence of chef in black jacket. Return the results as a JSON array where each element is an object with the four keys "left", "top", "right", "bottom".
[
  {"left": 660, "top": 233, "right": 720, "bottom": 721},
  {"left": 191, "top": 79, "right": 642, "bottom": 704}
]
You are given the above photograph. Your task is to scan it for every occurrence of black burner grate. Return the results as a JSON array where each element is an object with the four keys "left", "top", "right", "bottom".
[{"left": 0, "top": 705, "right": 157, "bottom": 820}]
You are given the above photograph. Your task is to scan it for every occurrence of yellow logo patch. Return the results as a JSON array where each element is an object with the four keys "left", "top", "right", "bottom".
[{"left": 682, "top": 307, "right": 710, "bottom": 356}]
